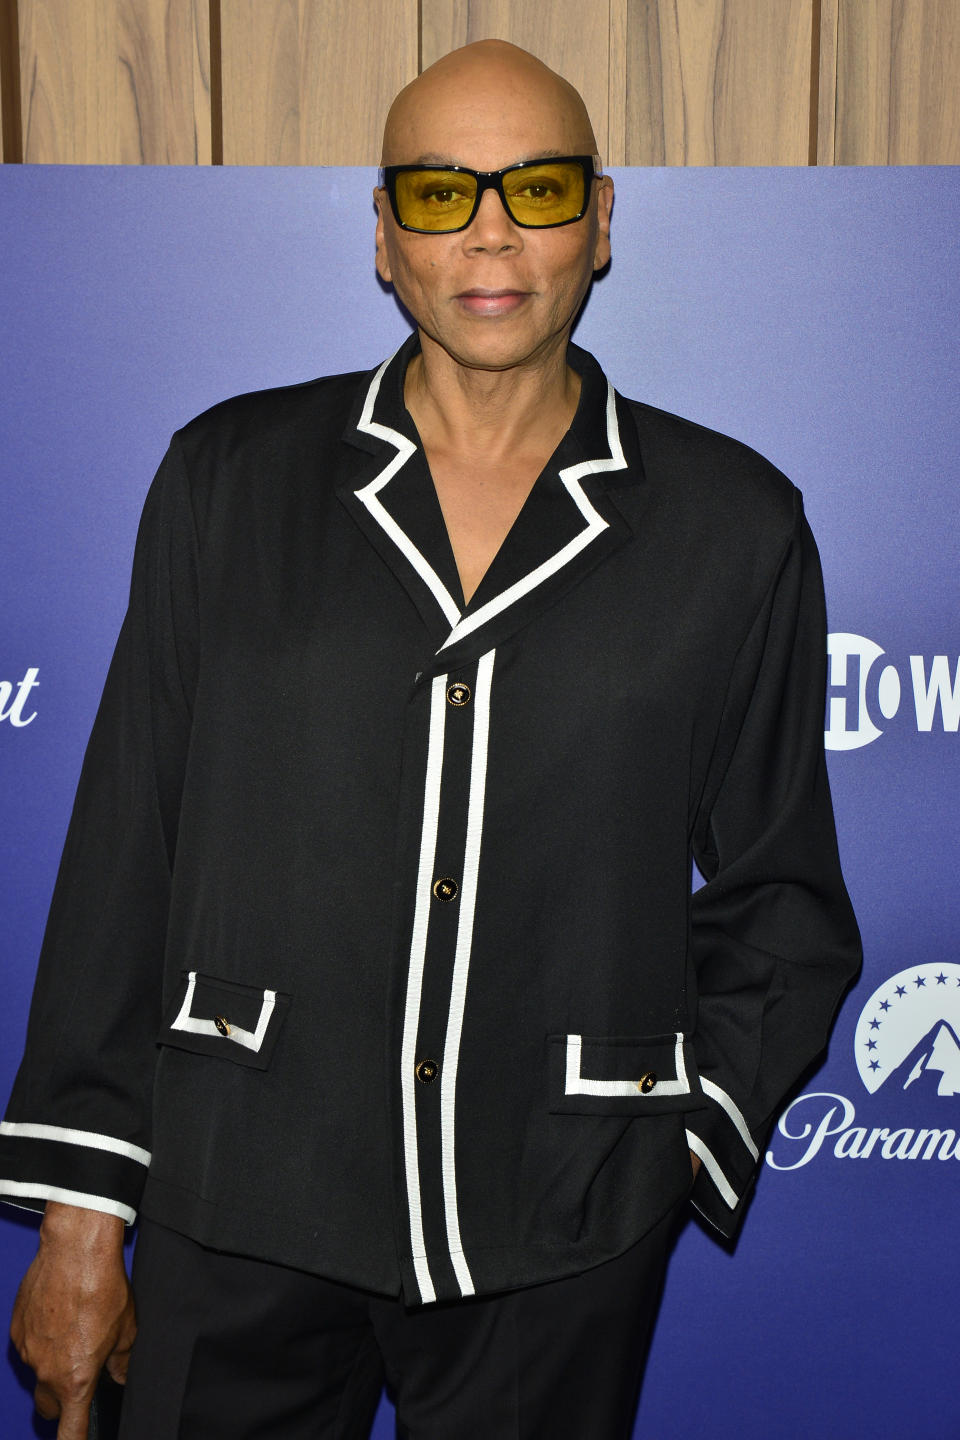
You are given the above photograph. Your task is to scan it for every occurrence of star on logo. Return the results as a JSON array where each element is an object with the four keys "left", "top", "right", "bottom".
[
  {"left": 869, "top": 1018, "right": 881, "bottom": 1030},
  {"left": 936, "top": 973, "right": 948, "bottom": 985},
  {"left": 869, "top": 1060, "right": 880, "bottom": 1071},
  {"left": 866, "top": 1039, "right": 877, "bottom": 1051},
  {"left": 895, "top": 985, "right": 907, "bottom": 997},
  {"left": 879, "top": 1000, "right": 891, "bottom": 1011},
  {"left": 914, "top": 975, "right": 927, "bottom": 988}
]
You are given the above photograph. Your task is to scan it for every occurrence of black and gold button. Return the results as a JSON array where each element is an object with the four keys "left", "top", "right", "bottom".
[
  {"left": 636, "top": 1072, "right": 657, "bottom": 1094},
  {"left": 432, "top": 876, "right": 459, "bottom": 902},
  {"left": 415, "top": 1058, "right": 439, "bottom": 1084},
  {"left": 446, "top": 682, "right": 471, "bottom": 707},
  {"left": 214, "top": 1015, "right": 231, "bottom": 1037}
]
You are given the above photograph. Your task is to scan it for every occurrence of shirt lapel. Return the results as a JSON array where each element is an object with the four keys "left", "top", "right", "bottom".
[{"left": 338, "top": 337, "right": 644, "bottom": 669}]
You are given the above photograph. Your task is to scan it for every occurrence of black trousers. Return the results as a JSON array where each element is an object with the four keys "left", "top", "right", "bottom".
[{"left": 119, "top": 1208, "right": 681, "bottom": 1440}]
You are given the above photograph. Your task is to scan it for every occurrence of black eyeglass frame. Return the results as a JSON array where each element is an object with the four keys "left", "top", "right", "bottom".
[{"left": 378, "top": 155, "right": 603, "bottom": 234}]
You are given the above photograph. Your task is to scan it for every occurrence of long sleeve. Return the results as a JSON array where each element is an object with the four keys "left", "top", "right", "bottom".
[
  {"left": 0, "top": 436, "right": 199, "bottom": 1223},
  {"left": 685, "top": 496, "right": 862, "bottom": 1235}
]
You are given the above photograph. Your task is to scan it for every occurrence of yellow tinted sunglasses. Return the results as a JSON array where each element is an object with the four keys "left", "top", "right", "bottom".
[{"left": 379, "top": 156, "right": 602, "bottom": 234}]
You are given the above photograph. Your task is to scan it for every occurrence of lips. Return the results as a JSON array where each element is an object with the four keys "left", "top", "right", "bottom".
[{"left": 455, "top": 288, "right": 529, "bottom": 316}]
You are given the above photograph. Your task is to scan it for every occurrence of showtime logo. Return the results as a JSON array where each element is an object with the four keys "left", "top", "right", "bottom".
[
  {"left": 0, "top": 668, "right": 39, "bottom": 727},
  {"left": 825, "top": 633, "right": 959, "bottom": 750},
  {"left": 767, "top": 963, "right": 960, "bottom": 1172}
]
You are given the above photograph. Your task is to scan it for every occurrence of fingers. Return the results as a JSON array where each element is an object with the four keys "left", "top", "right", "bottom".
[
  {"left": 11, "top": 1219, "right": 137, "bottom": 1434},
  {"left": 33, "top": 1382, "right": 94, "bottom": 1440},
  {"left": 55, "top": 1395, "right": 95, "bottom": 1440},
  {"left": 33, "top": 1379, "right": 61, "bottom": 1421},
  {"left": 105, "top": 1351, "right": 130, "bottom": 1384}
]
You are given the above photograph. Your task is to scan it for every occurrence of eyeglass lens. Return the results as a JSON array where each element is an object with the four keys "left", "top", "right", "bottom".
[{"left": 394, "top": 162, "right": 588, "bottom": 232}]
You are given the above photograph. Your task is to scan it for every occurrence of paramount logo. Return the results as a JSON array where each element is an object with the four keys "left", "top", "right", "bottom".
[
  {"left": 766, "top": 1092, "right": 960, "bottom": 1169},
  {"left": 766, "top": 962, "right": 960, "bottom": 1171}
]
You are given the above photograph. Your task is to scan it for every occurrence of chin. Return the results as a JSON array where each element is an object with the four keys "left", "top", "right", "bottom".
[{"left": 431, "top": 321, "right": 571, "bottom": 374}]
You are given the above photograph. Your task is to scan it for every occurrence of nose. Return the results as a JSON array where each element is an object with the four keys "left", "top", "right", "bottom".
[{"left": 462, "top": 185, "right": 522, "bottom": 253}]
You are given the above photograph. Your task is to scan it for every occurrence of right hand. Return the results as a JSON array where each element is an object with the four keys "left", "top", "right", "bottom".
[{"left": 10, "top": 1201, "right": 136, "bottom": 1440}]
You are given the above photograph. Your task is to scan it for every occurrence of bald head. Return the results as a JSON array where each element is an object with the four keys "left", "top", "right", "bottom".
[{"left": 380, "top": 40, "right": 600, "bottom": 169}]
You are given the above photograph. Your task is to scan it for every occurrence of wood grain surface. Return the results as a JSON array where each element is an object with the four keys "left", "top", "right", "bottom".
[
  {"left": 622, "top": 0, "right": 816, "bottom": 164},
  {"left": 3, "top": 0, "right": 959, "bottom": 164},
  {"left": 1, "top": 0, "right": 23, "bottom": 161},
  {"left": 421, "top": 0, "right": 615, "bottom": 165},
  {"left": 220, "top": 0, "right": 418, "bottom": 164},
  {"left": 816, "top": 0, "right": 839, "bottom": 163},
  {"left": 833, "top": 0, "right": 960, "bottom": 162},
  {"left": 18, "top": 0, "right": 211, "bottom": 163}
]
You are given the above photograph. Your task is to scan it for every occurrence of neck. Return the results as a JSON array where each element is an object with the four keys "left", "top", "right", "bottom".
[{"left": 404, "top": 331, "right": 581, "bottom": 463}]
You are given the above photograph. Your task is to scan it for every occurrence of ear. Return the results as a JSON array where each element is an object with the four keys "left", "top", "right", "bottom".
[
  {"left": 592, "top": 176, "right": 614, "bottom": 272},
  {"left": 374, "top": 188, "right": 393, "bottom": 285}
]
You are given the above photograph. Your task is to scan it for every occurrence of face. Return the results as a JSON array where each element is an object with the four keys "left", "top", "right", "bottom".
[{"left": 374, "top": 53, "right": 613, "bottom": 376}]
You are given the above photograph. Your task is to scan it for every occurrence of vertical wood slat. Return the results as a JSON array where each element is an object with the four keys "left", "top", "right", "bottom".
[
  {"left": 623, "top": 0, "right": 815, "bottom": 164},
  {"left": 18, "top": 0, "right": 211, "bottom": 163},
  {"left": 607, "top": 0, "right": 628, "bottom": 166},
  {"left": 816, "top": 0, "right": 840, "bottom": 163},
  {"left": 834, "top": 0, "right": 960, "bottom": 163},
  {"left": 1, "top": 0, "right": 24, "bottom": 161},
  {"left": 220, "top": 0, "right": 418, "bottom": 164},
  {"left": 420, "top": 0, "right": 614, "bottom": 169}
]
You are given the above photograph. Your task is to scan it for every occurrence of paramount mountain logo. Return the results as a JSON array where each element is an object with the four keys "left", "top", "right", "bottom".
[
  {"left": 854, "top": 964, "right": 960, "bottom": 1097},
  {"left": 766, "top": 963, "right": 960, "bottom": 1171}
]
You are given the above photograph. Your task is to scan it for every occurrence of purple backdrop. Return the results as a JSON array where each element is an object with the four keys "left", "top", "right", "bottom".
[{"left": 1, "top": 165, "right": 958, "bottom": 1437}]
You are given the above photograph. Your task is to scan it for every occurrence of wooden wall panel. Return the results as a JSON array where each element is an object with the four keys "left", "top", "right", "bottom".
[
  {"left": 220, "top": 0, "right": 417, "bottom": 164},
  {"left": 18, "top": 0, "right": 211, "bottom": 163},
  {"left": 3, "top": 0, "right": 960, "bottom": 166},
  {"left": 622, "top": 0, "right": 816, "bottom": 164},
  {"left": 421, "top": 0, "right": 615, "bottom": 168},
  {"left": 833, "top": 0, "right": 960, "bottom": 163},
  {"left": 0, "top": 3, "right": 7, "bottom": 162},
  {"left": 816, "top": 0, "right": 840, "bottom": 164},
  {"left": 1, "top": 0, "right": 23, "bottom": 161}
]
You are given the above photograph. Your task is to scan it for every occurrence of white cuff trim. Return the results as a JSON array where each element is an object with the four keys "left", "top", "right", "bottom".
[
  {"left": 700, "top": 1078, "right": 759, "bottom": 1160},
  {"left": 0, "top": 1180, "right": 137, "bottom": 1225},
  {"left": 0, "top": 1121, "right": 151, "bottom": 1166},
  {"left": 685, "top": 1129, "right": 739, "bottom": 1210}
]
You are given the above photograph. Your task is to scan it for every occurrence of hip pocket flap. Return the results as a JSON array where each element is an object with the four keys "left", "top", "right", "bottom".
[
  {"left": 158, "top": 971, "right": 289, "bottom": 1071},
  {"left": 548, "top": 1032, "right": 705, "bottom": 1115}
]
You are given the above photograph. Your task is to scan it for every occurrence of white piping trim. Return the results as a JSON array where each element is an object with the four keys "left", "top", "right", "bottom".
[
  {"left": 564, "top": 1032, "right": 691, "bottom": 1098},
  {"left": 0, "top": 1121, "right": 150, "bottom": 1167},
  {"left": 439, "top": 380, "right": 626, "bottom": 651},
  {"left": 685, "top": 1130, "right": 739, "bottom": 1210},
  {"left": 354, "top": 356, "right": 462, "bottom": 628},
  {"left": 399, "top": 674, "right": 448, "bottom": 1305},
  {"left": 170, "top": 972, "right": 276, "bottom": 1053},
  {"left": 701, "top": 1078, "right": 759, "bottom": 1161},
  {"left": 0, "top": 1180, "right": 137, "bottom": 1226},
  {"left": 440, "top": 649, "right": 495, "bottom": 1298}
]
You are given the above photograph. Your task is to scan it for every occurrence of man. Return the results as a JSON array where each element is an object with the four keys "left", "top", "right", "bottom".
[{"left": 4, "top": 39, "right": 861, "bottom": 1440}]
